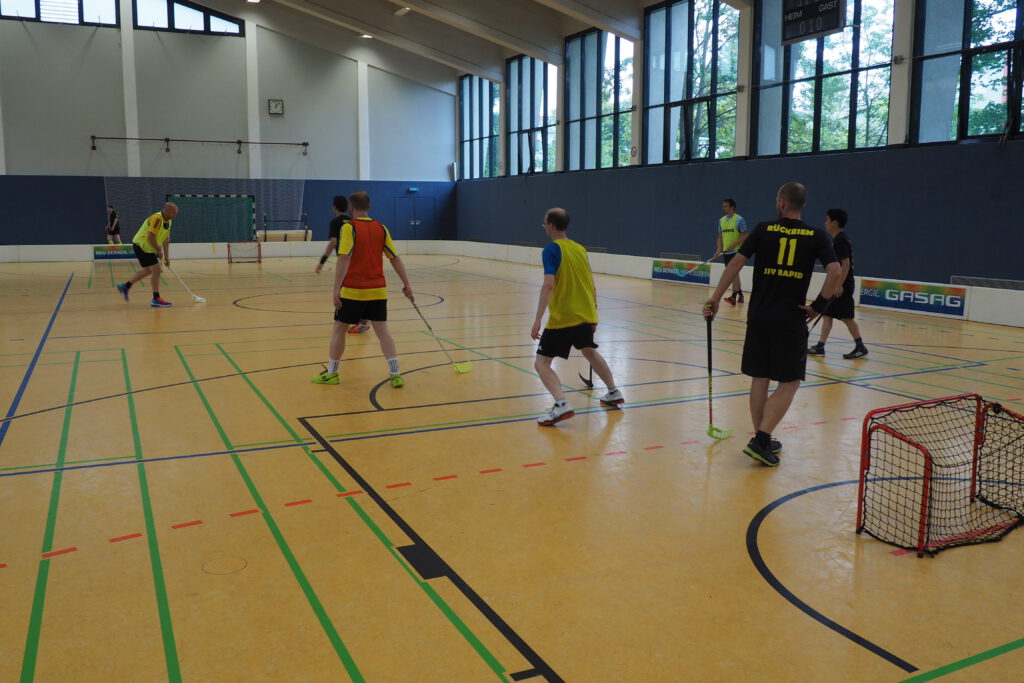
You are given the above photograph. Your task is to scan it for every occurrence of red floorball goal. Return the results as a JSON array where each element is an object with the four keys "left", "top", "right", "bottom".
[
  {"left": 857, "top": 394, "right": 1024, "bottom": 557},
  {"left": 227, "top": 241, "right": 262, "bottom": 263}
]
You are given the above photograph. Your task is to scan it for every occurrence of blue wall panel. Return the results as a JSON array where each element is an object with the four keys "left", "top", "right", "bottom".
[
  {"left": 301, "top": 180, "right": 456, "bottom": 242},
  {"left": 0, "top": 175, "right": 106, "bottom": 245},
  {"left": 456, "top": 140, "right": 1024, "bottom": 284}
]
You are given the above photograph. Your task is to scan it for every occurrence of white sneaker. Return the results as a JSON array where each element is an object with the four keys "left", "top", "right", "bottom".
[
  {"left": 599, "top": 389, "right": 625, "bottom": 406},
  {"left": 538, "top": 402, "right": 575, "bottom": 426}
]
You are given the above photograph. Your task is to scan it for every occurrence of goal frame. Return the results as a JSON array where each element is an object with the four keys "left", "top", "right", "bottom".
[
  {"left": 227, "top": 241, "right": 262, "bottom": 264},
  {"left": 856, "top": 393, "right": 1024, "bottom": 556}
]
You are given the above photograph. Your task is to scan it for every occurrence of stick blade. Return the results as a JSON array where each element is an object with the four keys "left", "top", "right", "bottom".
[
  {"left": 452, "top": 361, "right": 473, "bottom": 374},
  {"left": 707, "top": 425, "right": 732, "bottom": 440}
]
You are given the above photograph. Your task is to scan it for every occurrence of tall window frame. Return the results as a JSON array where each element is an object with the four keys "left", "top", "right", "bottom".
[
  {"left": 752, "top": 0, "right": 896, "bottom": 156},
  {"left": 564, "top": 28, "right": 635, "bottom": 171},
  {"left": 643, "top": 0, "right": 741, "bottom": 164},
  {"left": 910, "top": 0, "right": 1023, "bottom": 143},
  {"left": 458, "top": 74, "right": 500, "bottom": 180},
  {"left": 506, "top": 55, "right": 559, "bottom": 175},
  {"left": 0, "top": 0, "right": 119, "bottom": 27}
]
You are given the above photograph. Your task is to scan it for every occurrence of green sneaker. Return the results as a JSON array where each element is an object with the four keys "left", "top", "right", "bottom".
[
  {"left": 311, "top": 371, "right": 339, "bottom": 385},
  {"left": 390, "top": 373, "right": 404, "bottom": 388}
]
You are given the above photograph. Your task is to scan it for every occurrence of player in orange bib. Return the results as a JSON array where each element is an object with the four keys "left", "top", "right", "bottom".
[{"left": 312, "top": 191, "right": 414, "bottom": 387}]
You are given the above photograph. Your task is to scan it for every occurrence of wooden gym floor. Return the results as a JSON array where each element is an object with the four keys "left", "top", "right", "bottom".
[{"left": 1, "top": 254, "right": 1022, "bottom": 682}]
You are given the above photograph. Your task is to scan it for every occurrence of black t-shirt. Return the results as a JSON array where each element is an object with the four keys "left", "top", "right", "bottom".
[
  {"left": 832, "top": 230, "right": 855, "bottom": 288},
  {"left": 738, "top": 217, "right": 838, "bottom": 323},
  {"left": 329, "top": 214, "right": 351, "bottom": 242},
  {"left": 108, "top": 210, "right": 119, "bottom": 229}
]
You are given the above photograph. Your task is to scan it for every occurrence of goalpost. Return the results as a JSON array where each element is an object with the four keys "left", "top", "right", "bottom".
[
  {"left": 227, "top": 241, "right": 262, "bottom": 263},
  {"left": 166, "top": 194, "right": 261, "bottom": 262}
]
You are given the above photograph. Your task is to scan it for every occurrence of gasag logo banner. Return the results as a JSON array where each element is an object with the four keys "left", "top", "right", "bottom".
[
  {"left": 651, "top": 259, "right": 710, "bottom": 285},
  {"left": 859, "top": 278, "right": 968, "bottom": 318},
  {"left": 93, "top": 245, "right": 136, "bottom": 260}
]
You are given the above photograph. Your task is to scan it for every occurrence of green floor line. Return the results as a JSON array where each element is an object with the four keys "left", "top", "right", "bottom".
[
  {"left": 86, "top": 264, "right": 94, "bottom": 289},
  {"left": 902, "top": 637, "right": 1024, "bottom": 682},
  {"left": 174, "top": 347, "right": 364, "bottom": 682},
  {"left": 213, "top": 345, "right": 507, "bottom": 680},
  {"left": 878, "top": 368, "right": 1024, "bottom": 399},
  {"left": 0, "top": 454, "right": 136, "bottom": 475},
  {"left": 20, "top": 352, "right": 80, "bottom": 683},
  {"left": 121, "top": 349, "right": 181, "bottom": 682},
  {"left": 107, "top": 262, "right": 115, "bottom": 288}
]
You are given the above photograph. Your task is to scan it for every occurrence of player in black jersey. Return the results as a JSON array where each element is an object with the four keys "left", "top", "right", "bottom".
[
  {"left": 703, "top": 182, "right": 843, "bottom": 466},
  {"left": 317, "top": 195, "right": 369, "bottom": 333},
  {"left": 808, "top": 209, "right": 868, "bottom": 359}
]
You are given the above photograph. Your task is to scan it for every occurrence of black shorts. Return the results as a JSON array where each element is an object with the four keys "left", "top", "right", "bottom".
[
  {"left": 825, "top": 285, "right": 856, "bottom": 320},
  {"left": 133, "top": 244, "right": 159, "bottom": 268},
  {"left": 106, "top": 226, "right": 120, "bottom": 235},
  {"left": 537, "top": 323, "right": 598, "bottom": 359},
  {"left": 334, "top": 298, "right": 387, "bottom": 324},
  {"left": 722, "top": 252, "right": 738, "bottom": 266},
  {"left": 741, "top": 318, "right": 808, "bottom": 383}
]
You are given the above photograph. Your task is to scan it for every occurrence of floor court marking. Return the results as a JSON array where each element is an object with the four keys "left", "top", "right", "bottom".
[
  {"left": 299, "top": 416, "right": 564, "bottom": 683},
  {"left": 0, "top": 273, "right": 73, "bottom": 448}
]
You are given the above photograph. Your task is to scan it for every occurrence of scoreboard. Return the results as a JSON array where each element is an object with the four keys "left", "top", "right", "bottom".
[{"left": 782, "top": 0, "right": 846, "bottom": 45}]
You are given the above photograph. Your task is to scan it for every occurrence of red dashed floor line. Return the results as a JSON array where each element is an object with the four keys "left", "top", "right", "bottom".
[
  {"left": 2, "top": 417, "right": 873, "bottom": 569},
  {"left": 170, "top": 520, "right": 202, "bottom": 530},
  {"left": 110, "top": 533, "right": 143, "bottom": 543}
]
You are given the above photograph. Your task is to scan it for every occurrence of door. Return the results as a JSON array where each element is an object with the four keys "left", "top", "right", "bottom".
[{"left": 393, "top": 196, "right": 437, "bottom": 239}]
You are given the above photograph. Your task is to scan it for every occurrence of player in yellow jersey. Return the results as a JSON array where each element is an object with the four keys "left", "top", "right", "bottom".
[
  {"left": 531, "top": 207, "right": 623, "bottom": 426},
  {"left": 116, "top": 202, "right": 177, "bottom": 307}
]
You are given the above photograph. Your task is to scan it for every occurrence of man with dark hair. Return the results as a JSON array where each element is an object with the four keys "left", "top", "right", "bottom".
[
  {"left": 531, "top": 207, "right": 623, "bottom": 426},
  {"left": 717, "top": 198, "right": 748, "bottom": 305},
  {"left": 704, "top": 182, "right": 842, "bottom": 466},
  {"left": 809, "top": 208, "right": 868, "bottom": 359},
  {"left": 312, "top": 190, "right": 414, "bottom": 387},
  {"left": 117, "top": 202, "right": 178, "bottom": 307},
  {"left": 104, "top": 204, "right": 121, "bottom": 244},
  {"left": 316, "top": 195, "right": 369, "bottom": 332}
]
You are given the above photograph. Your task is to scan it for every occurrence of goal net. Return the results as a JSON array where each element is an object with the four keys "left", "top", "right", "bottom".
[
  {"left": 857, "top": 393, "right": 1024, "bottom": 557},
  {"left": 167, "top": 194, "right": 255, "bottom": 243},
  {"left": 228, "top": 241, "right": 262, "bottom": 264}
]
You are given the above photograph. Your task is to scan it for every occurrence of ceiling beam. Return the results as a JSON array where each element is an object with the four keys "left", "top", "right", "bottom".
[
  {"left": 269, "top": 0, "right": 507, "bottom": 81},
  {"left": 530, "top": 0, "right": 644, "bottom": 42}
]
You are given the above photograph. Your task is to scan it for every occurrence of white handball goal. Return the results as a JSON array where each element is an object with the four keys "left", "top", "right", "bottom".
[{"left": 227, "top": 241, "right": 262, "bottom": 263}]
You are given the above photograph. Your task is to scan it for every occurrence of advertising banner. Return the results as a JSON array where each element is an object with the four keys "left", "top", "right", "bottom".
[
  {"left": 93, "top": 245, "right": 136, "bottom": 260},
  {"left": 651, "top": 259, "right": 710, "bottom": 285},
  {"left": 858, "top": 278, "right": 968, "bottom": 318}
]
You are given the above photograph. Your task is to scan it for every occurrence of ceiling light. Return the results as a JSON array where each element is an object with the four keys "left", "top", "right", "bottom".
[
  {"left": 360, "top": 33, "right": 373, "bottom": 39},
  {"left": 246, "top": 0, "right": 260, "bottom": 3},
  {"left": 393, "top": 6, "right": 410, "bottom": 15}
]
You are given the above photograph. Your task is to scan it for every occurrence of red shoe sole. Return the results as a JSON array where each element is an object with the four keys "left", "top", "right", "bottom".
[{"left": 538, "top": 410, "right": 575, "bottom": 426}]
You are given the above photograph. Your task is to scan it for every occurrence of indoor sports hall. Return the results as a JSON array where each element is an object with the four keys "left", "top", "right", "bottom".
[{"left": 1, "top": 1, "right": 1022, "bottom": 682}]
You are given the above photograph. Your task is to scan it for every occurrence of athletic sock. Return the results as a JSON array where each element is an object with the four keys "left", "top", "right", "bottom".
[
  {"left": 327, "top": 359, "right": 340, "bottom": 374},
  {"left": 607, "top": 386, "right": 618, "bottom": 392},
  {"left": 386, "top": 357, "right": 400, "bottom": 375},
  {"left": 755, "top": 430, "right": 772, "bottom": 448},
  {"left": 854, "top": 337, "right": 865, "bottom": 348},
  {"left": 153, "top": 292, "right": 159, "bottom": 300},
  {"left": 555, "top": 399, "right": 568, "bottom": 408}
]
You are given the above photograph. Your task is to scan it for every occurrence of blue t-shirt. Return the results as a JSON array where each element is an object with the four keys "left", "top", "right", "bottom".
[{"left": 542, "top": 242, "right": 562, "bottom": 275}]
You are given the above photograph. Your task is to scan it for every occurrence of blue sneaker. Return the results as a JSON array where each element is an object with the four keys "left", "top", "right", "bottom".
[
  {"left": 116, "top": 283, "right": 129, "bottom": 301},
  {"left": 150, "top": 297, "right": 173, "bottom": 308}
]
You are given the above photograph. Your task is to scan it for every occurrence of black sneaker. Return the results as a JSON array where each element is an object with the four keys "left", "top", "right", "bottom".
[
  {"left": 843, "top": 346, "right": 869, "bottom": 359},
  {"left": 770, "top": 439, "right": 782, "bottom": 455},
  {"left": 723, "top": 294, "right": 737, "bottom": 306},
  {"left": 736, "top": 292, "right": 745, "bottom": 304},
  {"left": 743, "top": 438, "right": 780, "bottom": 467},
  {"left": 807, "top": 343, "right": 825, "bottom": 356}
]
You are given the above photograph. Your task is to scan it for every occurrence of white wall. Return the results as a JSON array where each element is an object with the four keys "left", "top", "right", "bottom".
[
  {"left": 256, "top": 27, "right": 358, "bottom": 179},
  {"left": 135, "top": 30, "right": 249, "bottom": 178},
  {"left": 368, "top": 67, "right": 455, "bottom": 181},
  {"left": 0, "top": 22, "right": 127, "bottom": 175},
  {"left": 0, "top": 6, "right": 457, "bottom": 179}
]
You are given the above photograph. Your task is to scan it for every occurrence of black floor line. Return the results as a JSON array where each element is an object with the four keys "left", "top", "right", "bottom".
[{"left": 298, "top": 417, "right": 565, "bottom": 683}]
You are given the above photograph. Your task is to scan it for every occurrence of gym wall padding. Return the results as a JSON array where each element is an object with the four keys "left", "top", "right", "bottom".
[{"left": 455, "top": 138, "right": 1024, "bottom": 284}]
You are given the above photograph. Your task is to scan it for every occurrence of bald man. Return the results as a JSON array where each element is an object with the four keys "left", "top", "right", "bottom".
[{"left": 117, "top": 202, "right": 178, "bottom": 307}]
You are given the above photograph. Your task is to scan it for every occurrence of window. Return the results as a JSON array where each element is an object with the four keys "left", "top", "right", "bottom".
[
  {"left": 133, "top": 0, "right": 243, "bottom": 34},
  {"left": 644, "top": 0, "right": 741, "bottom": 164},
  {"left": 753, "top": 0, "right": 895, "bottom": 155},
  {"left": 564, "top": 29, "right": 634, "bottom": 170},
  {"left": 912, "top": 0, "right": 1023, "bottom": 142},
  {"left": 458, "top": 74, "right": 501, "bottom": 179},
  {"left": 507, "top": 56, "right": 559, "bottom": 175},
  {"left": 1, "top": 0, "right": 117, "bottom": 25}
]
